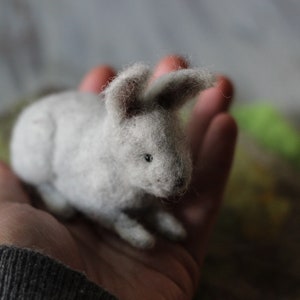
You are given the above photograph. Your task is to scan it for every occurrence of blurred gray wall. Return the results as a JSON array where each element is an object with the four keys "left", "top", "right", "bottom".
[{"left": 0, "top": 0, "right": 299, "bottom": 112}]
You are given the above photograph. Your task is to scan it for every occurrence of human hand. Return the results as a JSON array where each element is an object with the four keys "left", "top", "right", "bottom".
[{"left": 0, "top": 55, "right": 237, "bottom": 300}]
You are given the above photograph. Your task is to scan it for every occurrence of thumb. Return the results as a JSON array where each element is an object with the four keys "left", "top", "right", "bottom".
[{"left": 0, "top": 162, "right": 30, "bottom": 205}]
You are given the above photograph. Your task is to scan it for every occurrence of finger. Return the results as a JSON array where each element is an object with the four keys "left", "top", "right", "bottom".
[
  {"left": 194, "top": 113, "right": 237, "bottom": 198},
  {"left": 79, "top": 65, "right": 116, "bottom": 94},
  {"left": 181, "top": 114, "right": 237, "bottom": 265},
  {"left": 188, "top": 76, "right": 234, "bottom": 162},
  {"left": 151, "top": 55, "right": 189, "bottom": 82},
  {"left": 0, "top": 162, "right": 30, "bottom": 205}
]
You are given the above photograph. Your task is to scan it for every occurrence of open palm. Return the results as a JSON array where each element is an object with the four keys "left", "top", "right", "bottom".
[{"left": 0, "top": 55, "right": 237, "bottom": 300}]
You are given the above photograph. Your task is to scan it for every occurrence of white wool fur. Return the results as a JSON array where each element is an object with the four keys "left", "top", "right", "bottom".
[{"left": 10, "top": 63, "right": 215, "bottom": 248}]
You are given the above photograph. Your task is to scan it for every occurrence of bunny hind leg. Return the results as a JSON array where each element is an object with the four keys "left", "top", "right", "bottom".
[{"left": 38, "top": 183, "right": 76, "bottom": 219}]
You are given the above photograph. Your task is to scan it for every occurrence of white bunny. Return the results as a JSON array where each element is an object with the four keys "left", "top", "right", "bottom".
[{"left": 10, "top": 63, "right": 214, "bottom": 248}]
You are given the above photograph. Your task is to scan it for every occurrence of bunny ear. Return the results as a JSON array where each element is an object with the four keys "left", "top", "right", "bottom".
[
  {"left": 105, "top": 63, "right": 151, "bottom": 120},
  {"left": 144, "top": 69, "right": 215, "bottom": 110}
]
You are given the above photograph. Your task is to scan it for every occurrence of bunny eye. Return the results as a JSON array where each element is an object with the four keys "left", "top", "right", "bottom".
[{"left": 144, "top": 154, "right": 153, "bottom": 163}]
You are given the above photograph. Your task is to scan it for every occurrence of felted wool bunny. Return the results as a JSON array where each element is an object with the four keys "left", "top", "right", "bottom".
[{"left": 10, "top": 63, "right": 215, "bottom": 248}]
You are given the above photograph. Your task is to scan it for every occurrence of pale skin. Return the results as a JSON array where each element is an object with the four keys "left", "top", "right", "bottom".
[{"left": 0, "top": 55, "right": 237, "bottom": 300}]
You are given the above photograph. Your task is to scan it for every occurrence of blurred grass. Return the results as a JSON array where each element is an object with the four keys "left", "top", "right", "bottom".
[
  {"left": 1, "top": 97, "right": 300, "bottom": 299},
  {"left": 234, "top": 103, "right": 300, "bottom": 169}
]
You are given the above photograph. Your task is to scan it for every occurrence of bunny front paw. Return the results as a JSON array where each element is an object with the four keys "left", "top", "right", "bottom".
[
  {"left": 114, "top": 213, "right": 155, "bottom": 249},
  {"left": 148, "top": 210, "right": 187, "bottom": 241}
]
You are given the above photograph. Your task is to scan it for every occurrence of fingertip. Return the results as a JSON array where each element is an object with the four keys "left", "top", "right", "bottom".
[
  {"left": 0, "top": 162, "right": 16, "bottom": 182},
  {"left": 0, "top": 161, "right": 10, "bottom": 172},
  {"left": 199, "top": 112, "right": 238, "bottom": 177},
  {"left": 206, "top": 113, "right": 238, "bottom": 161},
  {"left": 213, "top": 113, "right": 238, "bottom": 137},
  {"left": 215, "top": 75, "right": 234, "bottom": 100},
  {"left": 0, "top": 162, "right": 30, "bottom": 205},
  {"left": 79, "top": 65, "right": 116, "bottom": 94},
  {"left": 152, "top": 54, "right": 189, "bottom": 81},
  {"left": 188, "top": 113, "right": 237, "bottom": 215},
  {"left": 192, "top": 75, "right": 234, "bottom": 116},
  {"left": 159, "top": 54, "right": 189, "bottom": 69}
]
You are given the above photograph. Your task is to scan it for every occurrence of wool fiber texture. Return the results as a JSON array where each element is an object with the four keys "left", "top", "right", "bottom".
[{"left": 10, "top": 63, "right": 215, "bottom": 248}]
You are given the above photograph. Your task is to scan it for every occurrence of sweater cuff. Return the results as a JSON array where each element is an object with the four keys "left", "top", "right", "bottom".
[{"left": 0, "top": 245, "right": 118, "bottom": 300}]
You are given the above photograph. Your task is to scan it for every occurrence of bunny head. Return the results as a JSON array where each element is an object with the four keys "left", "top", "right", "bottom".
[{"left": 104, "top": 63, "right": 215, "bottom": 198}]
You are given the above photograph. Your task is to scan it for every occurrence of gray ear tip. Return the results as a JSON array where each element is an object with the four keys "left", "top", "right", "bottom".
[
  {"left": 104, "top": 62, "right": 151, "bottom": 94},
  {"left": 173, "top": 68, "right": 216, "bottom": 90},
  {"left": 194, "top": 69, "right": 217, "bottom": 89}
]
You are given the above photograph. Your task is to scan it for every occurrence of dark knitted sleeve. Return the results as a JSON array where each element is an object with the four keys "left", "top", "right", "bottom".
[{"left": 0, "top": 246, "right": 118, "bottom": 300}]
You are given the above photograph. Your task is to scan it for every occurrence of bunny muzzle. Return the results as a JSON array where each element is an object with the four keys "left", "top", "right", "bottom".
[{"left": 153, "top": 157, "right": 192, "bottom": 199}]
